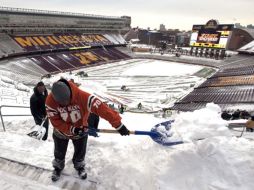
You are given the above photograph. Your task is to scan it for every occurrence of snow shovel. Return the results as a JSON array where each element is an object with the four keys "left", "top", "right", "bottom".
[
  {"left": 27, "top": 116, "right": 47, "bottom": 140},
  {"left": 96, "top": 120, "right": 184, "bottom": 146}
]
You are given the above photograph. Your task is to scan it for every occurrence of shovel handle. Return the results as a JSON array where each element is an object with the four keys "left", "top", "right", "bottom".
[
  {"left": 97, "top": 129, "right": 135, "bottom": 135},
  {"left": 97, "top": 129, "right": 157, "bottom": 136},
  {"left": 40, "top": 116, "right": 48, "bottom": 126}
]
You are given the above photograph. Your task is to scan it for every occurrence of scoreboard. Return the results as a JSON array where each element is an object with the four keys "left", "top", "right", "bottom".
[{"left": 190, "top": 20, "right": 234, "bottom": 49}]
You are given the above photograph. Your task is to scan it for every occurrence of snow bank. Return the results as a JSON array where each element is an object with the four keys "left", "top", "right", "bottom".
[
  {"left": 0, "top": 76, "right": 14, "bottom": 84},
  {"left": 172, "top": 103, "right": 231, "bottom": 141},
  {"left": 0, "top": 105, "right": 254, "bottom": 190},
  {"left": 157, "top": 136, "right": 254, "bottom": 190},
  {"left": 15, "top": 82, "right": 31, "bottom": 92}
]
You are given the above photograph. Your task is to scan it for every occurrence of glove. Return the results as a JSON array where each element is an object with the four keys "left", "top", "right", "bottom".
[
  {"left": 117, "top": 124, "right": 130, "bottom": 136},
  {"left": 71, "top": 127, "right": 87, "bottom": 137},
  {"left": 88, "top": 126, "right": 99, "bottom": 137}
]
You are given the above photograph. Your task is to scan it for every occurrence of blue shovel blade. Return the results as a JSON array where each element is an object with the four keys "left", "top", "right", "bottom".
[{"left": 150, "top": 120, "right": 183, "bottom": 146}]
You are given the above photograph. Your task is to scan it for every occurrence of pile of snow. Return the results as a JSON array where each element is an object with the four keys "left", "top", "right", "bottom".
[
  {"left": 171, "top": 103, "right": 231, "bottom": 141},
  {"left": 156, "top": 136, "right": 254, "bottom": 190},
  {"left": 14, "top": 82, "right": 31, "bottom": 92},
  {"left": 0, "top": 80, "right": 12, "bottom": 88},
  {"left": 0, "top": 76, "right": 15, "bottom": 84}
]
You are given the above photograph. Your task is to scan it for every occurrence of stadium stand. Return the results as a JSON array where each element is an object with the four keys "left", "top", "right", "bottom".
[
  {"left": 1, "top": 6, "right": 254, "bottom": 113},
  {"left": 238, "top": 40, "right": 254, "bottom": 54},
  {"left": 178, "top": 86, "right": 254, "bottom": 104},
  {"left": 23, "top": 47, "right": 130, "bottom": 73},
  {"left": 11, "top": 33, "right": 116, "bottom": 52},
  {"left": 199, "top": 75, "right": 254, "bottom": 88},
  {"left": 171, "top": 54, "right": 254, "bottom": 111},
  {"left": 0, "top": 33, "right": 24, "bottom": 57},
  {"left": 0, "top": 7, "right": 131, "bottom": 85}
]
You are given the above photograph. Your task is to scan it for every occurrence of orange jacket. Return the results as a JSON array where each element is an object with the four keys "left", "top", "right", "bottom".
[{"left": 46, "top": 79, "right": 122, "bottom": 138}]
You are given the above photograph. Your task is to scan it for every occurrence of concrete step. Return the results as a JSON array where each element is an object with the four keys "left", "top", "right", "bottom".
[{"left": 0, "top": 156, "right": 98, "bottom": 190}]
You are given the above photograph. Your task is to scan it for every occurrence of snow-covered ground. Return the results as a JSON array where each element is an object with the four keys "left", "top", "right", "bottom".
[
  {"left": 0, "top": 103, "right": 254, "bottom": 190},
  {"left": 0, "top": 59, "right": 254, "bottom": 190}
]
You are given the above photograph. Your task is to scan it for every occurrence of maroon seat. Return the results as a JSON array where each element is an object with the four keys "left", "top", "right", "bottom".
[{"left": 30, "top": 56, "right": 60, "bottom": 72}]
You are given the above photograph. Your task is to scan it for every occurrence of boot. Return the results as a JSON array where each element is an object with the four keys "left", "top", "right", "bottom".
[
  {"left": 246, "top": 127, "right": 254, "bottom": 132},
  {"left": 51, "top": 168, "right": 62, "bottom": 182},
  {"left": 77, "top": 167, "right": 87, "bottom": 180}
]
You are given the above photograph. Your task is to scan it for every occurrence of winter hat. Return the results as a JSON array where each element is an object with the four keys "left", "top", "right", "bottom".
[
  {"left": 37, "top": 81, "right": 44, "bottom": 86},
  {"left": 51, "top": 81, "right": 71, "bottom": 104}
]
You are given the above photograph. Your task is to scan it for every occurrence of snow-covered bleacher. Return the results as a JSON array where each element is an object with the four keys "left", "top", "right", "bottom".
[
  {"left": 0, "top": 76, "right": 32, "bottom": 92},
  {"left": 0, "top": 65, "right": 42, "bottom": 85},
  {"left": 0, "top": 32, "right": 130, "bottom": 84},
  {"left": 171, "top": 53, "right": 254, "bottom": 111},
  {"left": 0, "top": 75, "right": 32, "bottom": 105},
  {"left": 0, "top": 33, "right": 24, "bottom": 57},
  {"left": 238, "top": 40, "right": 254, "bottom": 54},
  {"left": 103, "top": 33, "right": 126, "bottom": 44}
]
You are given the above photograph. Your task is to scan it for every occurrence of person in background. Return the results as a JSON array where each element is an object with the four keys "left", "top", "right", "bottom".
[
  {"left": 46, "top": 78, "right": 130, "bottom": 181},
  {"left": 30, "top": 81, "right": 49, "bottom": 140},
  {"left": 119, "top": 104, "right": 125, "bottom": 114},
  {"left": 221, "top": 111, "right": 232, "bottom": 120},
  {"left": 246, "top": 116, "right": 254, "bottom": 132},
  {"left": 138, "top": 102, "right": 142, "bottom": 110}
]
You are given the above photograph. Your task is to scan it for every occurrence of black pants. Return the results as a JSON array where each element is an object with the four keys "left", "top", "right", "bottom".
[
  {"left": 88, "top": 113, "right": 100, "bottom": 129},
  {"left": 52, "top": 133, "right": 88, "bottom": 171},
  {"left": 42, "top": 118, "right": 49, "bottom": 140}
]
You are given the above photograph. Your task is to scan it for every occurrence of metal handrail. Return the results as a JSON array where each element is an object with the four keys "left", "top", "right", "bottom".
[{"left": 0, "top": 105, "right": 32, "bottom": 131}]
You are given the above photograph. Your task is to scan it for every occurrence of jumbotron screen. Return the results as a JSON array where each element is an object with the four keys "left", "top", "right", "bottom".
[{"left": 189, "top": 20, "right": 234, "bottom": 49}]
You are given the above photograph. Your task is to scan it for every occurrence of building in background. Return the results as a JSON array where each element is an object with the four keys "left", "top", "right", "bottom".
[
  {"left": 159, "top": 24, "right": 166, "bottom": 31},
  {"left": 176, "top": 32, "right": 191, "bottom": 47},
  {"left": 124, "top": 27, "right": 190, "bottom": 48}
]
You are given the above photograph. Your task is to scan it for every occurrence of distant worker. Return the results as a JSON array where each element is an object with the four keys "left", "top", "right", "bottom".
[
  {"left": 46, "top": 79, "right": 130, "bottom": 181},
  {"left": 119, "top": 104, "right": 125, "bottom": 114},
  {"left": 138, "top": 102, "right": 142, "bottom": 110},
  {"left": 246, "top": 118, "right": 254, "bottom": 132},
  {"left": 30, "top": 81, "right": 49, "bottom": 140}
]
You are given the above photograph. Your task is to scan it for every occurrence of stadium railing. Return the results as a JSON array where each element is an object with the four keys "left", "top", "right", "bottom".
[{"left": 0, "top": 105, "right": 31, "bottom": 131}]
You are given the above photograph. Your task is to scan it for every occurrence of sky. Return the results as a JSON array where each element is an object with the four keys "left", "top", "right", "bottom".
[
  {"left": 0, "top": 59, "right": 254, "bottom": 189},
  {"left": 1, "top": 0, "right": 254, "bottom": 30}
]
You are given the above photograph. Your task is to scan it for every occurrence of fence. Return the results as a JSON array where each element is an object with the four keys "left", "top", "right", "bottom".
[
  {"left": 0, "top": 92, "right": 30, "bottom": 105},
  {"left": 0, "top": 105, "right": 32, "bottom": 131}
]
